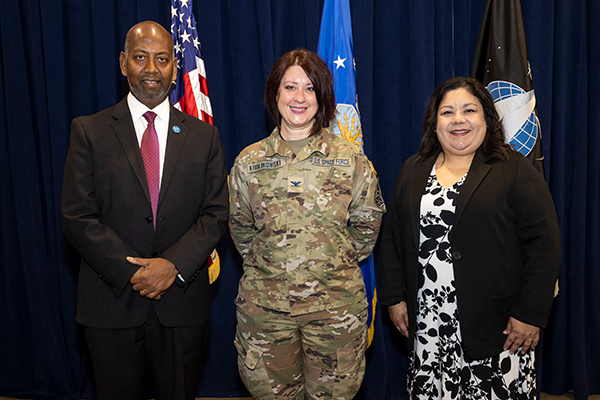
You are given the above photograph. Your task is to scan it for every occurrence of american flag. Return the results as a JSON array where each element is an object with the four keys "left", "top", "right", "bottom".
[
  {"left": 169, "top": 0, "right": 213, "bottom": 124},
  {"left": 170, "top": 0, "right": 220, "bottom": 284}
]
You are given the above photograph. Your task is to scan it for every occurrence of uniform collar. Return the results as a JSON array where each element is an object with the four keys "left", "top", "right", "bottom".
[{"left": 265, "top": 127, "right": 332, "bottom": 159}]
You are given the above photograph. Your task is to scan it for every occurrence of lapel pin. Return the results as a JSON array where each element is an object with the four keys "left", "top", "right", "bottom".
[{"left": 172, "top": 126, "right": 181, "bottom": 134}]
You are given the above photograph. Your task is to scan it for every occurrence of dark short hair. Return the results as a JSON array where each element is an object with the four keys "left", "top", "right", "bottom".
[
  {"left": 418, "top": 77, "right": 512, "bottom": 161},
  {"left": 264, "top": 49, "right": 336, "bottom": 137}
]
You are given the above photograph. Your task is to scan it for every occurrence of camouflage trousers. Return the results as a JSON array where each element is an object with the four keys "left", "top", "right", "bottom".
[{"left": 234, "top": 298, "right": 368, "bottom": 399}]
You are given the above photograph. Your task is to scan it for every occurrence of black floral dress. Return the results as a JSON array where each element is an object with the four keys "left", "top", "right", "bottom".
[{"left": 408, "top": 166, "right": 536, "bottom": 400}]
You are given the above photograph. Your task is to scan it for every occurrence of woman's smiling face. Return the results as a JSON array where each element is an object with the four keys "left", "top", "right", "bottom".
[
  {"left": 277, "top": 65, "right": 318, "bottom": 139},
  {"left": 436, "top": 87, "right": 487, "bottom": 158}
]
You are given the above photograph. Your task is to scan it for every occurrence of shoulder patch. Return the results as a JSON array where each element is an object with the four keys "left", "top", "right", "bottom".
[{"left": 374, "top": 184, "right": 384, "bottom": 208}]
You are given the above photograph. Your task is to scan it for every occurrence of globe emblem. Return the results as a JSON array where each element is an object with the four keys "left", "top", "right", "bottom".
[{"left": 487, "top": 81, "right": 539, "bottom": 157}]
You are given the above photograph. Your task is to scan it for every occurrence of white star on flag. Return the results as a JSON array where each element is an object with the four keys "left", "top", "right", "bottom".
[
  {"left": 180, "top": 30, "right": 191, "bottom": 44},
  {"left": 333, "top": 55, "right": 346, "bottom": 69}
]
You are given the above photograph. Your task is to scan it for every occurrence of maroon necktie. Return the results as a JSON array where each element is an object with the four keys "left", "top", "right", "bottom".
[{"left": 141, "top": 111, "right": 160, "bottom": 230}]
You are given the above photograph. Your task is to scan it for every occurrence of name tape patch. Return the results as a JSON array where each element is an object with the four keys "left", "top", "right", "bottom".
[
  {"left": 311, "top": 157, "right": 351, "bottom": 167},
  {"left": 248, "top": 160, "right": 282, "bottom": 172}
]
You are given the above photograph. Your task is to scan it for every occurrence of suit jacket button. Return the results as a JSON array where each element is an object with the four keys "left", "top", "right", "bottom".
[
  {"left": 453, "top": 251, "right": 462, "bottom": 260},
  {"left": 145, "top": 216, "right": 153, "bottom": 223},
  {"left": 151, "top": 251, "right": 158, "bottom": 258}
]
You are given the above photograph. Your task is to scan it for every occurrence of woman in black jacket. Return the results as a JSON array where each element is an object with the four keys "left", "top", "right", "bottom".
[{"left": 380, "top": 77, "right": 560, "bottom": 399}]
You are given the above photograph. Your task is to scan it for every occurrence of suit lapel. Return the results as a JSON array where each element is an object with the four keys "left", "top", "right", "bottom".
[
  {"left": 112, "top": 99, "right": 152, "bottom": 204},
  {"left": 451, "top": 149, "right": 492, "bottom": 240},
  {"left": 409, "top": 156, "right": 436, "bottom": 251},
  {"left": 160, "top": 106, "right": 187, "bottom": 204}
]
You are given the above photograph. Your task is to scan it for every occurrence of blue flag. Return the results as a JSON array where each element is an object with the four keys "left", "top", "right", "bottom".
[
  {"left": 317, "top": 0, "right": 377, "bottom": 347},
  {"left": 317, "top": 0, "right": 363, "bottom": 149}
]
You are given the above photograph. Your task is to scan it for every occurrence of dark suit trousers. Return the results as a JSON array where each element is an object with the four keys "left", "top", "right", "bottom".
[{"left": 84, "top": 303, "right": 208, "bottom": 400}]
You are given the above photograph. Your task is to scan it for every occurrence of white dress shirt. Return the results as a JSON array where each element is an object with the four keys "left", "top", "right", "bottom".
[{"left": 127, "top": 92, "right": 170, "bottom": 189}]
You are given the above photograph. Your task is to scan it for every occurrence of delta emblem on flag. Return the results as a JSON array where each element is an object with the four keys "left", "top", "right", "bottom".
[
  {"left": 471, "top": 0, "right": 545, "bottom": 178},
  {"left": 170, "top": 0, "right": 219, "bottom": 283},
  {"left": 317, "top": 0, "right": 377, "bottom": 347}
]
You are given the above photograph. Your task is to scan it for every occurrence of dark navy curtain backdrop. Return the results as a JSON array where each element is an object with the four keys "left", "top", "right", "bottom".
[{"left": 1, "top": 0, "right": 598, "bottom": 399}]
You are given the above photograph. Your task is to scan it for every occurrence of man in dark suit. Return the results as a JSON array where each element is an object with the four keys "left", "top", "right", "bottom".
[{"left": 61, "top": 21, "right": 228, "bottom": 400}]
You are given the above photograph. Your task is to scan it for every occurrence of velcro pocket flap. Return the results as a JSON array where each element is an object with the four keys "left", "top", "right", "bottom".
[{"left": 234, "top": 336, "right": 264, "bottom": 371}]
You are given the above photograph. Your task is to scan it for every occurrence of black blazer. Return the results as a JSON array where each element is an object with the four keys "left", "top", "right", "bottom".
[
  {"left": 62, "top": 98, "right": 229, "bottom": 329},
  {"left": 380, "top": 148, "right": 561, "bottom": 360}
]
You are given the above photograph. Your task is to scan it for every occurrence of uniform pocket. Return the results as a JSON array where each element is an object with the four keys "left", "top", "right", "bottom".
[
  {"left": 249, "top": 170, "right": 283, "bottom": 229},
  {"left": 311, "top": 167, "right": 352, "bottom": 226},
  {"left": 234, "top": 334, "right": 263, "bottom": 370},
  {"left": 234, "top": 332, "right": 276, "bottom": 399},
  {"left": 336, "top": 324, "right": 367, "bottom": 373},
  {"left": 333, "top": 326, "right": 367, "bottom": 398}
]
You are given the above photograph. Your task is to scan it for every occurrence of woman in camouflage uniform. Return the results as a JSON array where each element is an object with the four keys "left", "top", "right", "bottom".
[{"left": 229, "top": 49, "right": 385, "bottom": 399}]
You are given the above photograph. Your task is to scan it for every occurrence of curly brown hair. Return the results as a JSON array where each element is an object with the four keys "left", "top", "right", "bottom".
[
  {"left": 418, "top": 77, "right": 512, "bottom": 161},
  {"left": 264, "top": 49, "right": 336, "bottom": 137}
]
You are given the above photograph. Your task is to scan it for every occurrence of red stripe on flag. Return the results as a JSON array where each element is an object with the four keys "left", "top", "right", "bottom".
[
  {"left": 201, "top": 110, "right": 214, "bottom": 125},
  {"left": 198, "top": 74, "right": 209, "bottom": 97},
  {"left": 182, "top": 73, "right": 200, "bottom": 119}
]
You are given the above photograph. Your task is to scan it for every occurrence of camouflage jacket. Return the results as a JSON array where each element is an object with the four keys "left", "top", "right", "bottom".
[{"left": 229, "top": 128, "right": 386, "bottom": 316}]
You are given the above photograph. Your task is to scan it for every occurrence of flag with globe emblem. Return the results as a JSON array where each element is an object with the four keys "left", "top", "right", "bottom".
[
  {"left": 471, "top": 0, "right": 559, "bottom": 321},
  {"left": 170, "top": 0, "right": 220, "bottom": 283},
  {"left": 317, "top": 0, "right": 377, "bottom": 347},
  {"left": 470, "top": 0, "right": 545, "bottom": 178}
]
